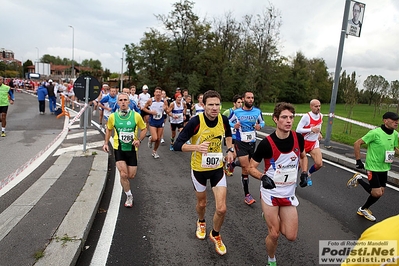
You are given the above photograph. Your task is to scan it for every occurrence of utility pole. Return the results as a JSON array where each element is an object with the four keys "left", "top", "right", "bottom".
[
  {"left": 69, "top": 25, "right": 75, "bottom": 79},
  {"left": 324, "top": 0, "right": 351, "bottom": 148}
]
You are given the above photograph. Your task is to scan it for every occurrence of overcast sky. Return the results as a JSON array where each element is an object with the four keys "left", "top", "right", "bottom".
[{"left": 3, "top": 0, "right": 399, "bottom": 87}]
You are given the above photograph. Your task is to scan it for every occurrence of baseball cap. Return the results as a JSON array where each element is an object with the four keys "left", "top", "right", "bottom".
[
  {"left": 142, "top": 84, "right": 149, "bottom": 90},
  {"left": 48, "top": 79, "right": 53, "bottom": 83},
  {"left": 383, "top": 112, "right": 399, "bottom": 120},
  {"left": 176, "top": 87, "right": 181, "bottom": 91}
]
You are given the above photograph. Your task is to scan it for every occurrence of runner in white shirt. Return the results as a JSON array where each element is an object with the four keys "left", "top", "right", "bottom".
[
  {"left": 296, "top": 99, "right": 323, "bottom": 185},
  {"left": 138, "top": 84, "right": 151, "bottom": 135}
]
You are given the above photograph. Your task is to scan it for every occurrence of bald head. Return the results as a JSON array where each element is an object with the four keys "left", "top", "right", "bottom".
[{"left": 310, "top": 99, "right": 321, "bottom": 115}]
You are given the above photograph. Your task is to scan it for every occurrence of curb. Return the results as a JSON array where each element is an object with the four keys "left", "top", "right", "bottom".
[{"left": 34, "top": 151, "right": 108, "bottom": 266}]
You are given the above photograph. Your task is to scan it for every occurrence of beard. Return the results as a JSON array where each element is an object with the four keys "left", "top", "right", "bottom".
[{"left": 244, "top": 101, "right": 253, "bottom": 108}]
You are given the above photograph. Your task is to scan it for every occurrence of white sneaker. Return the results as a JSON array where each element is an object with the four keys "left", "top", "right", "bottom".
[
  {"left": 357, "top": 207, "right": 376, "bottom": 221},
  {"left": 161, "top": 138, "right": 165, "bottom": 144},
  {"left": 148, "top": 136, "right": 153, "bottom": 149},
  {"left": 124, "top": 195, "right": 133, "bottom": 208},
  {"left": 152, "top": 152, "right": 160, "bottom": 159},
  {"left": 347, "top": 173, "right": 362, "bottom": 188}
]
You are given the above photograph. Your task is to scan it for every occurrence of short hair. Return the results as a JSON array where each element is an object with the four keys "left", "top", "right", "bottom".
[
  {"left": 203, "top": 90, "right": 221, "bottom": 105},
  {"left": 154, "top": 86, "right": 162, "bottom": 92},
  {"left": 117, "top": 92, "right": 129, "bottom": 100},
  {"left": 353, "top": 2, "right": 361, "bottom": 12},
  {"left": 243, "top": 91, "right": 253, "bottom": 98},
  {"left": 232, "top": 94, "right": 242, "bottom": 103},
  {"left": 272, "top": 102, "right": 295, "bottom": 119},
  {"left": 130, "top": 85, "right": 136, "bottom": 89}
]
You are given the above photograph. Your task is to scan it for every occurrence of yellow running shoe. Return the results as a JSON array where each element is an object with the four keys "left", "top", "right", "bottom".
[
  {"left": 209, "top": 230, "right": 226, "bottom": 255},
  {"left": 195, "top": 220, "right": 206, "bottom": 240},
  {"left": 1, "top": 131, "right": 5, "bottom": 137}
]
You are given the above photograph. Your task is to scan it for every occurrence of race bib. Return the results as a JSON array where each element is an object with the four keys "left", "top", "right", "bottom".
[
  {"left": 119, "top": 131, "right": 134, "bottom": 143},
  {"left": 385, "top": 151, "right": 395, "bottom": 163},
  {"left": 154, "top": 112, "right": 163, "bottom": 120},
  {"left": 273, "top": 168, "right": 297, "bottom": 186},
  {"left": 201, "top": 153, "right": 223, "bottom": 168},
  {"left": 240, "top": 131, "right": 256, "bottom": 142}
]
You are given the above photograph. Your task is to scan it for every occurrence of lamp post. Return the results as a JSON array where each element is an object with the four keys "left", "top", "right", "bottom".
[
  {"left": 69, "top": 25, "right": 74, "bottom": 79},
  {"left": 35, "top": 47, "right": 39, "bottom": 75},
  {"left": 35, "top": 47, "right": 39, "bottom": 62},
  {"left": 120, "top": 52, "right": 124, "bottom": 92}
]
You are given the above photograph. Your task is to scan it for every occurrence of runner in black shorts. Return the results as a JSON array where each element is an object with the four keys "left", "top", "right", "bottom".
[
  {"left": 347, "top": 111, "right": 399, "bottom": 222},
  {"left": 102, "top": 93, "right": 147, "bottom": 208}
]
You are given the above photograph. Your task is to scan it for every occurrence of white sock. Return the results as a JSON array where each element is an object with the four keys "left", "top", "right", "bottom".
[
  {"left": 268, "top": 256, "right": 276, "bottom": 262},
  {"left": 2, "top": 127, "right": 5, "bottom": 132},
  {"left": 125, "top": 190, "right": 132, "bottom": 197}
]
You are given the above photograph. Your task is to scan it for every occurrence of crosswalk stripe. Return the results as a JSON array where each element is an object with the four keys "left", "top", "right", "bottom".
[
  {"left": 53, "top": 141, "right": 104, "bottom": 156},
  {"left": 66, "top": 130, "right": 100, "bottom": 140}
]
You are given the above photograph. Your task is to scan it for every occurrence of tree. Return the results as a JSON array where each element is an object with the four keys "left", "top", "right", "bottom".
[
  {"left": 156, "top": 0, "right": 212, "bottom": 91},
  {"left": 363, "top": 75, "right": 389, "bottom": 117},
  {"left": 339, "top": 71, "right": 358, "bottom": 134},
  {"left": 390, "top": 80, "right": 399, "bottom": 113}
]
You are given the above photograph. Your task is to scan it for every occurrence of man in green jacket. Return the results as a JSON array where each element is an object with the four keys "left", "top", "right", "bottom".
[{"left": 0, "top": 76, "right": 15, "bottom": 137}]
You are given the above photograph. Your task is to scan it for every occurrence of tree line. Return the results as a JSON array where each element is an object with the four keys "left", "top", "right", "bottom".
[{"left": 4, "top": 0, "right": 397, "bottom": 107}]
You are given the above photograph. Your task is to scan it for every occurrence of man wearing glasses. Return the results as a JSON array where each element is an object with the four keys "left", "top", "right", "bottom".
[{"left": 102, "top": 93, "right": 147, "bottom": 208}]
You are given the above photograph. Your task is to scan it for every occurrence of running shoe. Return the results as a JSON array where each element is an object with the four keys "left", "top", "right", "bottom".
[
  {"left": 1, "top": 131, "right": 5, "bottom": 137},
  {"left": 152, "top": 152, "right": 160, "bottom": 159},
  {"left": 148, "top": 136, "right": 153, "bottom": 149},
  {"left": 244, "top": 194, "right": 256, "bottom": 205},
  {"left": 357, "top": 207, "right": 376, "bottom": 221},
  {"left": 195, "top": 220, "right": 206, "bottom": 240},
  {"left": 267, "top": 261, "right": 277, "bottom": 266},
  {"left": 124, "top": 195, "right": 133, "bottom": 208},
  {"left": 161, "top": 138, "right": 165, "bottom": 144},
  {"left": 347, "top": 173, "right": 362, "bottom": 188},
  {"left": 170, "top": 144, "right": 174, "bottom": 151},
  {"left": 209, "top": 231, "right": 227, "bottom": 255}
]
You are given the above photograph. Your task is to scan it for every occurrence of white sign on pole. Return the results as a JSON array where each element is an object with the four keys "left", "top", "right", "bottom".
[{"left": 346, "top": 1, "right": 365, "bottom": 37}]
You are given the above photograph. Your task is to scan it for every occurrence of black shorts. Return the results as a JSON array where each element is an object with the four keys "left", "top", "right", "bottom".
[
  {"left": 170, "top": 122, "right": 184, "bottom": 131},
  {"left": 141, "top": 109, "right": 150, "bottom": 118},
  {"left": 368, "top": 171, "right": 388, "bottom": 188},
  {"left": 114, "top": 149, "right": 138, "bottom": 166},
  {"left": 193, "top": 167, "right": 224, "bottom": 187},
  {"left": 234, "top": 140, "right": 255, "bottom": 158},
  {"left": 0, "top": 106, "right": 9, "bottom": 114},
  {"left": 184, "top": 115, "right": 191, "bottom": 122}
]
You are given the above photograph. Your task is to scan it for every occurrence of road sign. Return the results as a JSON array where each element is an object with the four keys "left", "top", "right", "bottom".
[{"left": 73, "top": 75, "right": 101, "bottom": 101}]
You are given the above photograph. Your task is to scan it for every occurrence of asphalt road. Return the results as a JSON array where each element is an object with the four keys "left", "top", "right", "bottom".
[
  {"left": 3, "top": 94, "right": 399, "bottom": 265},
  {"left": 77, "top": 120, "right": 399, "bottom": 266}
]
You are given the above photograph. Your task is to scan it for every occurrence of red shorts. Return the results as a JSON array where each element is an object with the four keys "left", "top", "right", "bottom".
[{"left": 304, "top": 140, "right": 319, "bottom": 153}]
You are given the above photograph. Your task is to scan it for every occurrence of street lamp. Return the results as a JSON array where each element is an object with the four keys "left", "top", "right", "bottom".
[
  {"left": 69, "top": 25, "right": 74, "bottom": 79},
  {"left": 35, "top": 47, "right": 39, "bottom": 75},
  {"left": 35, "top": 47, "right": 39, "bottom": 62}
]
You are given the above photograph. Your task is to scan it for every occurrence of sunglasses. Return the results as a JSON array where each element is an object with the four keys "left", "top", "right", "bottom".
[{"left": 119, "top": 99, "right": 129, "bottom": 101}]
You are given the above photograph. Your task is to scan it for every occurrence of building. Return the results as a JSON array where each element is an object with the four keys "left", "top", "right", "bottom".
[{"left": 0, "top": 48, "right": 22, "bottom": 66}]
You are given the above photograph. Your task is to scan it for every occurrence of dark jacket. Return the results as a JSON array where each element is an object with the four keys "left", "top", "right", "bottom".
[{"left": 46, "top": 83, "right": 55, "bottom": 97}]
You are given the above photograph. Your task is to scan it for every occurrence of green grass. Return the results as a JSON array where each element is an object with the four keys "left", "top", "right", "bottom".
[{"left": 221, "top": 102, "right": 398, "bottom": 146}]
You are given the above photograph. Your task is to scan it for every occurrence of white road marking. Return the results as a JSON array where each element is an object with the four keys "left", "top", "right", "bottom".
[
  {"left": 90, "top": 137, "right": 120, "bottom": 266},
  {"left": 53, "top": 141, "right": 104, "bottom": 156},
  {"left": 66, "top": 130, "right": 100, "bottom": 140}
]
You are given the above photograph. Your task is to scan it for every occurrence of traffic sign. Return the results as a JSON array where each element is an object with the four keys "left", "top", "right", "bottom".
[{"left": 73, "top": 75, "right": 101, "bottom": 101}]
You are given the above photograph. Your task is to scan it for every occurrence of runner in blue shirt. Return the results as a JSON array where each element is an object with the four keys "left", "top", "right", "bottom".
[{"left": 229, "top": 91, "right": 265, "bottom": 205}]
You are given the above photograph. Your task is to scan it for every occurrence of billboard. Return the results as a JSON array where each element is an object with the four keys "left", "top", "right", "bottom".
[
  {"left": 346, "top": 1, "right": 365, "bottom": 37},
  {"left": 34, "top": 62, "right": 51, "bottom": 76}
]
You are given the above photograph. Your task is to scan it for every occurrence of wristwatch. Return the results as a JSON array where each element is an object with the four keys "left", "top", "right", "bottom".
[{"left": 227, "top": 147, "right": 234, "bottom": 153}]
